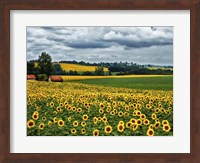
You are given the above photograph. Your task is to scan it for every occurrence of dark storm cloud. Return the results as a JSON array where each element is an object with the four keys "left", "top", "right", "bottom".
[
  {"left": 101, "top": 39, "right": 172, "bottom": 48},
  {"left": 46, "top": 36, "right": 66, "bottom": 42},
  {"left": 67, "top": 41, "right": 112, "bottom": 49},
  {"left": 27, "top": 27, "right": 173, "bottom": 65}
]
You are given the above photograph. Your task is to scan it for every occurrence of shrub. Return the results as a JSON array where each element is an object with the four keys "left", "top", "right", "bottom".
[{"left": 37, "top": 74, "right": 48, "bottom": 81}]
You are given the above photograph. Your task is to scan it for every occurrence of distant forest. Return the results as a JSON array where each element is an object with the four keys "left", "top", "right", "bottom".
[
  {"left": 28, "top": 59, "right": 173, "bottom": 76},
  {"left": 27, "top": 52, "right": 173, "bottom": 78}
]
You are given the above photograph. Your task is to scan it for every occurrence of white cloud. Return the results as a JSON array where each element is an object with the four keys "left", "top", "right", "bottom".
[{"left": 27, "top": 26, "right": 173, "bottom": 65}]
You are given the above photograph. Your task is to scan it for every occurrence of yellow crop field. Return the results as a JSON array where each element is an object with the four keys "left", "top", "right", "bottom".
[
  {"left": 34, "top": 62, "right": 109, "bottom": 73},
  {"left": 27, "top": 80, "right": 173, "bottom": 136},
  {"left": 147, "top": 67, "right": 173, "bottom": 71},
  {"left": 60, "top": 63, "right": 109, "bottom": 72},
  {"left": 61, "top": 75, "right": 169, "bottom": 81}
]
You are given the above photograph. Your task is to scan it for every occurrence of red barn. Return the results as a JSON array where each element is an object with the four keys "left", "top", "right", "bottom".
[
  {"left": 27, "top": 74, "right": 36, "bottom": 80},
  {"left": 49, "top": 76, "right": 63, "bottom": 82}
]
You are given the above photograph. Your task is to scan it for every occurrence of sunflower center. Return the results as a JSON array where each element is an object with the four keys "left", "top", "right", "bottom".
[
  {"left": 106, "top": 127, "right": 111, "bottom": 131},
  {"left": 165, "top": 126, "right": 169, "bottom": 130},
  {"left": 29, "top": 122, "right": 33, "bottom": 126},
  {"left": 149, "top": 130, "right": 153, "bottom": 135}
]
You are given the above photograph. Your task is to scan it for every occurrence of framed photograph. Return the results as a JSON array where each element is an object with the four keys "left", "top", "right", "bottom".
[{"left": 0, "top": 0, "right": 199, "bottom": 163}]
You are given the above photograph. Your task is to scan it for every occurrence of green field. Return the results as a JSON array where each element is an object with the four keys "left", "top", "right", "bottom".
[{"left": 72, "top": 76, "right": 173, "bottom": 91}]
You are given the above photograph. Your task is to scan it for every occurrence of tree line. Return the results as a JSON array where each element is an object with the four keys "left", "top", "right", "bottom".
[{"left": 27, "top": 52, "right": 173, "bottom": 81}]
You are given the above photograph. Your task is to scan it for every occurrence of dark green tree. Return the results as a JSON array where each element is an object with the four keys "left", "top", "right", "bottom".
[
  {"left": 94, "top": 66, "right": 104, "bottom": 76},
  {"left": 27, "top": 60, "right": 36, "bottom": 74},
  {"left": 52, "top": 63, "right": 66, "bottom": 75},
  {"left": 37, "top": 52, "right": 53, "bottom": 77}
]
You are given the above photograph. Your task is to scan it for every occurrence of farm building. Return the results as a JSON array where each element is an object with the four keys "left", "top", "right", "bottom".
[
  {"left": 49, "top": 75, "right": 63, "bottom": 82},
  {"left": 27, "top": 74, "right": 36, "bottom": 80}
]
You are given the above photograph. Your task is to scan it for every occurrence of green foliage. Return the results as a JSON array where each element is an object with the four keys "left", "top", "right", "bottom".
[
  {"left": 37, "top": 74, "right": 48, "bottom": 81},
  {"left": 38, "top": 52, "right": 53, "bottom": 77},
  {"left": 68, "top": 70, "right": 79, "bottom": 75},
  {"left": 27, "top": 60, "right": 37, "bottom": 74},
  {"left": 73, "top": 76, "right": 173, "bottom": 91},
  {"left": 94, "top": 66, "right": 104, "bottom": 76},
  {"left": 52, "top": 63, "right": 66, "bottom": 75}
]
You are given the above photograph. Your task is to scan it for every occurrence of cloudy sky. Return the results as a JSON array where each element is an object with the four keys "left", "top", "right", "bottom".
[{"left": 27, "top": 26, "right": 173, "bottom": 65}]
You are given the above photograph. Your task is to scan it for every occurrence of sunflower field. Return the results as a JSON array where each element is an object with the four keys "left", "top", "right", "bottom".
[{"left": 27, "top": 80, "right": 173, "bottom": 136}]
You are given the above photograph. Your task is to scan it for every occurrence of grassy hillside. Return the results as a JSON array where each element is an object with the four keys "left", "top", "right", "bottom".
[
  {"left": 71, "top": 75, "right": 173, "bottom": 91},
  {"left": 60, "top": 63, "right": 109, "bottom": 72}
]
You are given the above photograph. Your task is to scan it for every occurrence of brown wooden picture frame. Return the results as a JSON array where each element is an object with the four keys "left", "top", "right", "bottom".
[{"left": 0, "top": 0, "right": 200, "bottom": 163}]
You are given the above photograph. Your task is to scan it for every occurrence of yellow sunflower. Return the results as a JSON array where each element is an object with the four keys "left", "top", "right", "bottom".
[
  {"left": 82, "top": 114, "right": 88, "bottom": 121},
  {"left": 93, "top": 117, "right": 98, "bottom": 124},
  {"left": 81, "top": 121, "right": 86, "bottom": 127},
  {"left": 77, "top": 107, "right": 82, "bottom": 113},
  {"left": 136, "top": 110, "right": 141, "bottom": 116},
  {"left": 99, "top": 109, "right": 104, "bottom": 114},
  {"left": 50, "top": 102, "right": 54, "bottom": 107},
  {"left": 73, "top": 121, "right": 79, "bottom": 127},
  {"left": 147, "top": 129, "right": 154, "bottom": 136},
  {"left": 27, "top": 119, "right": 35, "bottom": 128},
  {"left": 102, "top": 116, "right": 107, "bottom": 122},
  {"left": 162, "top": 120, "right": 169, "bottom": 126},
  {"left": 110, "top": 111, "right": 115, "bottom": 116},
  {"left": 119, "top": 121, "right": 125, "bottom": 125},
  {"left": 58, "top": 119, "right": 65, "bottom": 127},
  {"left": 71, "top": 128, "right": 76, "bottom": 134},
  {"left": 33, "top": 111, "right": 39, "bottom": 115},
  {"left": 132, "top": 123, "right": 138, "bottom": 131},
  {"left": 99, "top": 103, "right": 104, "bottom": 108},
  {"left": 53, "top": 117, "right": 58, "bottom": 123},
  {"left": 81, "top": 128, "right": 86, "bottom": 134},
  {"left": 126, "top": 122, "right": 132, "bottom": 128},
  {"left": 143, "top": 119, "right": 150, "bottom": 126},
  {"left": 163, "top": 124, "right": 171, "bottom": 132},
  {"left": 93, "top": 129, "right": 100, "bottom": 136},
  {"left": 137, "top": 119, "right": 143, "bottom": 126},
  {"left": 72, "top": 107, "right": 76, "bottom": 112},
  {"left": 149, "top": 124, "right": 154, "bottom": 129},
  {"left": 151, "top": 113, "right": 157, "bottom": 120},
  {"left": 39, "top": 123, "right": 45, "bottom": 130},
  {"left": 56, "top": 107, "right": 61, "bottom": 112},
  {"left": 118, "top": 111, "right": 123, "bottom": 117},
  {"left": 154, "top": 122, "right": 161, "bottom": 129},
  {"left": 68, "top": 117, "right": 72, "bottom": 122},
  {"left": 42, "top": 116, "right": 46, "bottom": 121},
  {"left": 130, "top": 118, "right": 136, "bottom": 124},
  {"left": 32, "top": 113, "right": 39, "bottom": 120},
  {"left": 48, "top": 121, "right": 53, "bottom": 126},
  {"left": 117, "top": 124, "right": 124, "bottom": 133},
  {"left": 104, "top": 125, "right": 112, "bottom": 134},
  {"left": 140, "top": 114, "right": 146, "bottom": 120}
]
